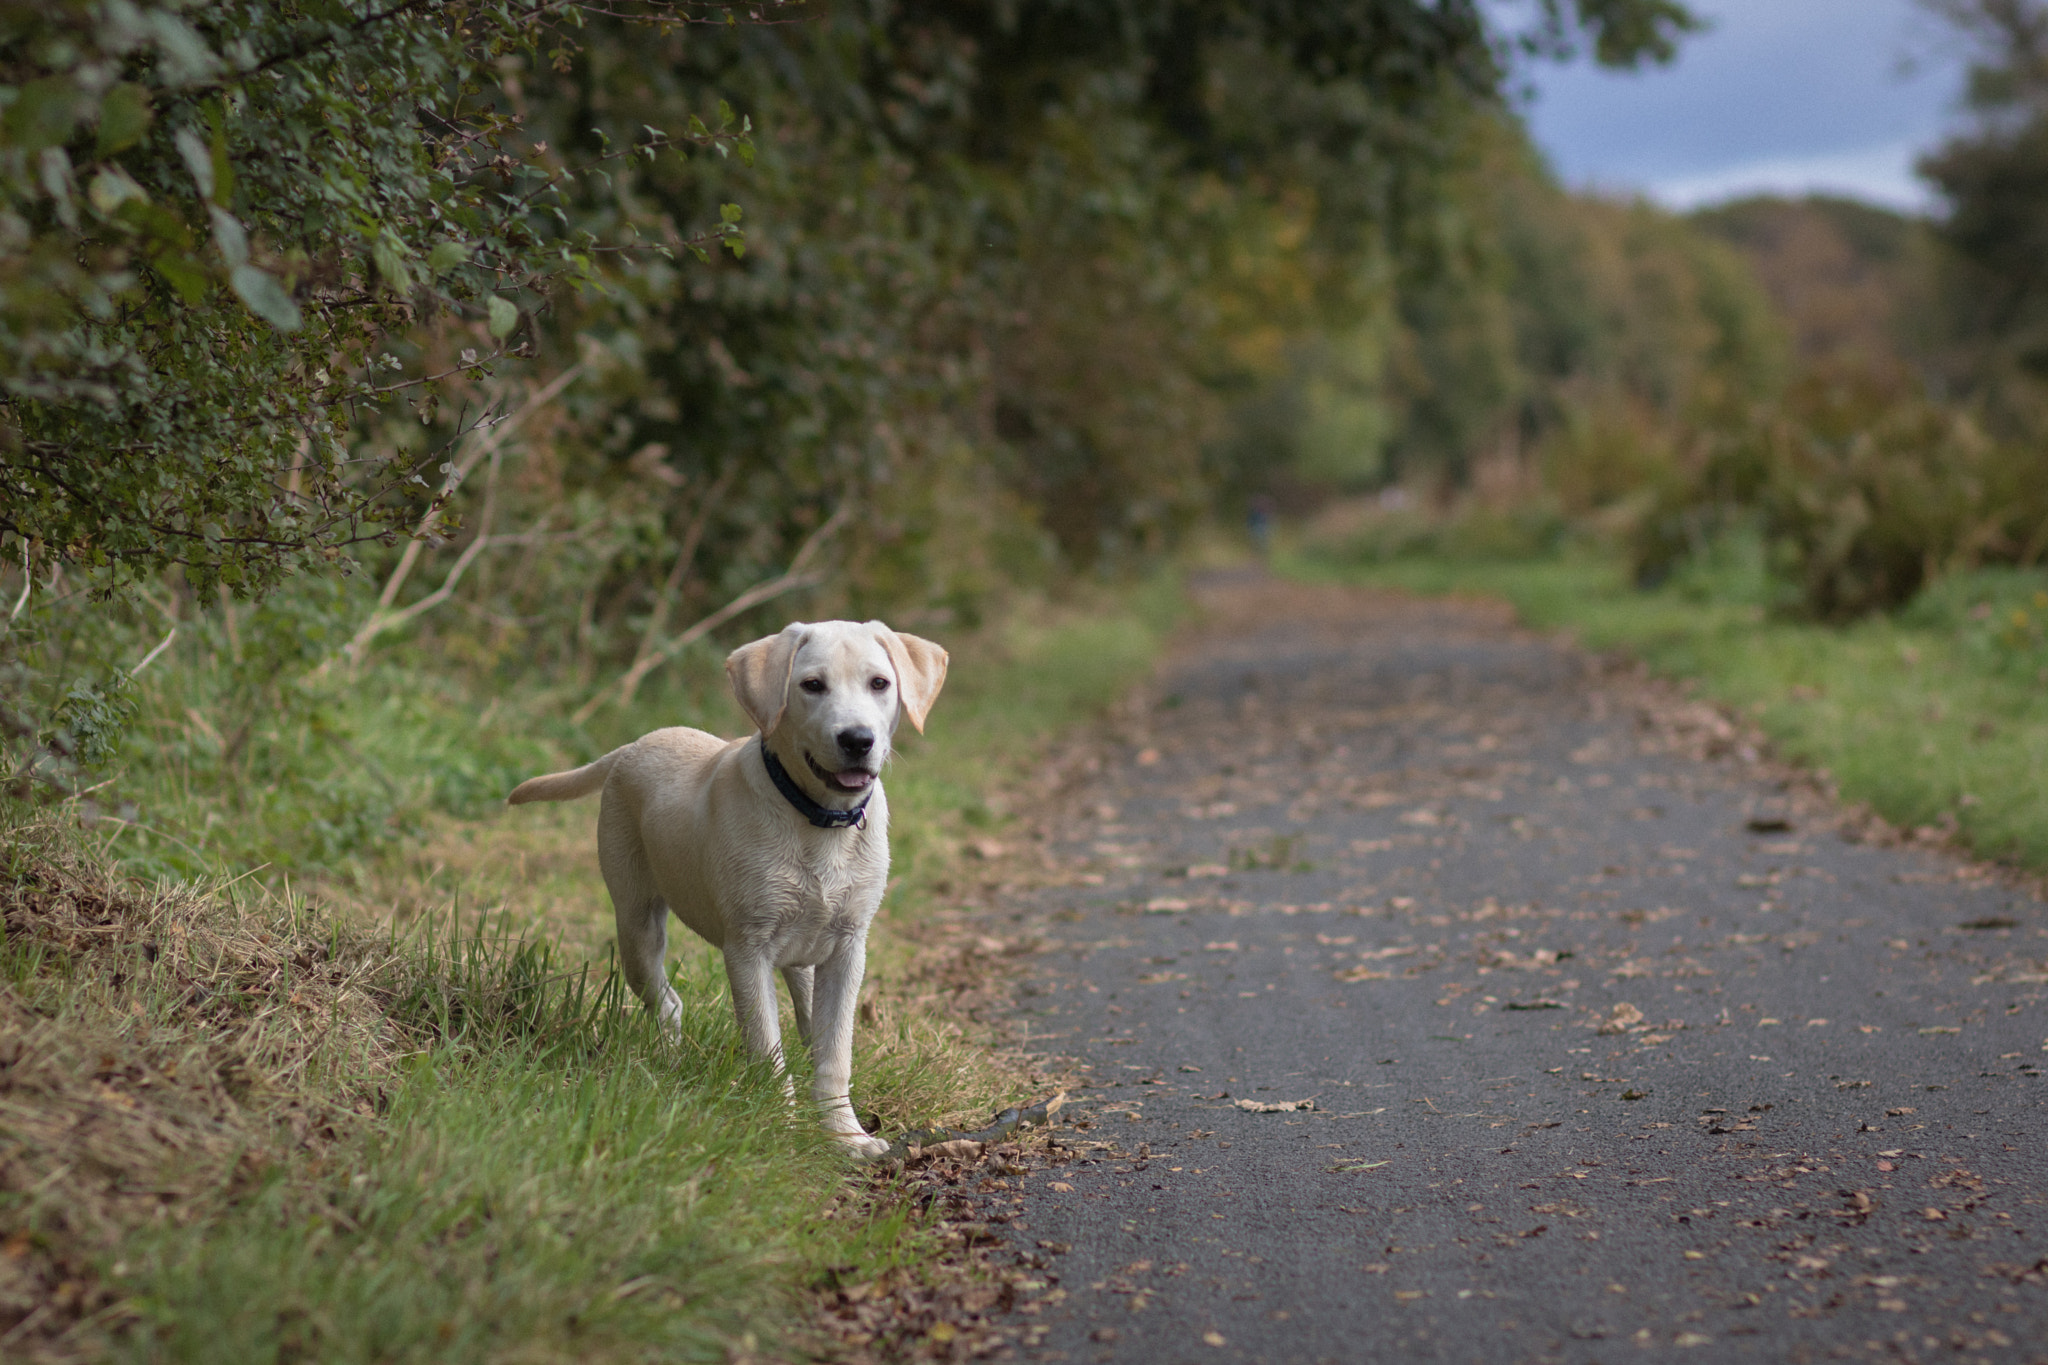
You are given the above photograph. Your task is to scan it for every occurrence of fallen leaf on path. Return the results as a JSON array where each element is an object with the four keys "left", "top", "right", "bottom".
[
  {"left": 1144, "top": 898, "right": 1191, "bottom": 914},
  {"left": 1597, "top": 1002, "right": 1645, "bottom": 1035},
  {"left": 911, "top": 1139, "right": 984, "bottom": 1162},
  {"left": 1334, "top": 966, "right": 1390, "bottom": 981},
  {"left": 1328, "top": 1160, "right": 1390, "bottom": 1173},
  {"left": 1983, "top": 1259, "right": 2048, "bottom": 1284},
  {"left": 1202, "top": 1331, "right": 1226, "bottom": 1346},
  {"left": 1502, "top": 999, "right": 1565, "bottom": 1010},
  {"left": 1235, "top": 1097, "right": 1317, "bottom": 1113}
]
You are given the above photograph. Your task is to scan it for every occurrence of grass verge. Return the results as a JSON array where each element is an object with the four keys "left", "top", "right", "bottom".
[
  {"left": 1284, "top": 544, "right": 2048, "bottom": 872},
  {"left": 0, "top": 579, "right": 1180, "bottom": 1362}
]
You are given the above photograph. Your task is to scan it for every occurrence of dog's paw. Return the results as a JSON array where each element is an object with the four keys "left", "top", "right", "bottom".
[{"left": 829, "top": 1129, "right": 892, "bottom": 1160}]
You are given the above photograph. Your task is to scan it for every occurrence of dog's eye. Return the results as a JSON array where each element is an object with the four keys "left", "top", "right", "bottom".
[
  {"left": 800, "top": 678, "right": 826, "bottom": 694},
  {"left": 869, "top": 676, "right": 890, "bottom": 692}
]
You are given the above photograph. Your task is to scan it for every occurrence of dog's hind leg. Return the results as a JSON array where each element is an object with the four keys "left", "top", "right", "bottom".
[
  {"left": 781, "top": 965, "right": 816, "bottom": 1047},
  {"left": 597, "top": 813, "right": 682, "bottom": 1034},
  {"left": 614, "top": 890, "right": 682, "bottom": 1035}
]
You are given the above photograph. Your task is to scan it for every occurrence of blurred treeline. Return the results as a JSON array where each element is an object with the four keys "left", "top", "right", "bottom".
[
  {"left": 16, "top": 0, "right": 2048, "bottom": 876},
  {"left": 0, "top": 0, "right": 1695, "bottom": 875},
  {"left": 9, "top": 0, "right": 1714, "bottom": 871},
  {"left": 1322, "top": 1, "right": 2048, "bottom": 625}
]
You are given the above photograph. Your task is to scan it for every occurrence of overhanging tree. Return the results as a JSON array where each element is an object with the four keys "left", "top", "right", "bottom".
[{"left": 0, "top": 0, "right": 763, "bottom": 598}]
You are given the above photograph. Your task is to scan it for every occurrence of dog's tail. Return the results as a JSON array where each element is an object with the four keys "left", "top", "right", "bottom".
[{"left": 507, "top": 749, "right": 622, "bottom": 805}]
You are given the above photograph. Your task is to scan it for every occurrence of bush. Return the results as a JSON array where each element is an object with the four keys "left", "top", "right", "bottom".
[
  {"left": 1899, "top": 566, "right": 2048, "bottom": 686},
  {"left": 1300, "top": 490, "right": 1568, "bottom": 567},
  {"left": 1538, "top": 397, "right": 1682, "bottom": 519},
  {"left": 1633, "top": 365, "right": 2048, "bottom": 619}
]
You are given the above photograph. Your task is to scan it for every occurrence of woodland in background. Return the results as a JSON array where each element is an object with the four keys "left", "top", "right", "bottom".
[
  {"left": 3, "top": 0, "right": 2045, "bottom": 881},
  {"left": 0, "top": 0, "right": 1704, "bottom": 873}
]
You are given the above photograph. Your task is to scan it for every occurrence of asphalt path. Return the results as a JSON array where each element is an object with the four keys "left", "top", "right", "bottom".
[{"left": 985, "top": 577, "right": 2048, "bottom": 1365}]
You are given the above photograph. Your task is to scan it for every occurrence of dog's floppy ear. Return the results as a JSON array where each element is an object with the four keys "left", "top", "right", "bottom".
[
  {"left": 873, "top": 623, "right": 948, "bottom": 734},
  {"left": 726, "top": 624, "right": 807, "bottom": 736}
]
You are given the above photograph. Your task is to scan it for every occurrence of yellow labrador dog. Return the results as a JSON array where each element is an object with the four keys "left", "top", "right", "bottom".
[{"left": 508, "top": 620, "right": 947, "bottom": 1156}]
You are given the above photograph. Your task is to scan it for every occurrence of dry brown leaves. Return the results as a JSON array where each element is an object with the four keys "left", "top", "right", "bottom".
[
  {"left": 814, "top": 1136, "right": 1070, "bottom": 1363},
  {"left": 0, "top": 821, "right": 405, "bottom": 1360}
]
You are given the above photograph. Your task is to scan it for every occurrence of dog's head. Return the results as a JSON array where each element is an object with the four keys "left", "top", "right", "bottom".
[{"left": 726, "top": 620, "right": 948, "bottom": 807}]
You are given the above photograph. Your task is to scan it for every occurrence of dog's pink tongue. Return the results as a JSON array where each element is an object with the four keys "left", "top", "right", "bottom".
[{"left": 831, "top": 769, "right": 875, "bottom": 791}]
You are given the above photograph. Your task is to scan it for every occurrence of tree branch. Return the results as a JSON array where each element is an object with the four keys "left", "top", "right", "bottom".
[
  {"left": 358, "top": 360, "right": 585, "bottom": 630},
  {"left": 614, "top": 465, "right": 737, "bottom": 710},
  {"left": 570, "top": 501, "right": 850, "bottom": 725},
  {"left": 345, "top": 446, "right": 503, "bottom": 663}
]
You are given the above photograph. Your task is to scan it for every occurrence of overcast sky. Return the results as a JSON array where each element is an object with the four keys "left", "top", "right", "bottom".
[{"left": 1505, "top": 0, "right": 1976, "bottom": 212}]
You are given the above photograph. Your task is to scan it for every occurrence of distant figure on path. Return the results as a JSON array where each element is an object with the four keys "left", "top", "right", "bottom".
[{"left": 1246, "top": 494, "right": 1275, "bottom": 560}]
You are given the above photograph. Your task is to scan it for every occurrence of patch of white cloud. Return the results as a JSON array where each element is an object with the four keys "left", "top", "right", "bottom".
[
  {"left": 1505, "top": 0, "right": 1972, "bottom": 213},
  {"left": 1641, "top": 140, "right": 1941, "bottom": 213}
]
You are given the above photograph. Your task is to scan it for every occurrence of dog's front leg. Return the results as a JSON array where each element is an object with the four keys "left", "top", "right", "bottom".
[
  {"left": 723, "top": 948, "right": 788, "bottom": 1084},
  {"left": 781, "top": 965, "right": 816, "bottom": 1047},
  {"left": 810, "top": 936, "right": 888, "bottom": 1158}
]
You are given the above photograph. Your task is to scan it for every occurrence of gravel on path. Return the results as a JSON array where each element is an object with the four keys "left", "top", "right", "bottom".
[{"left": 983, "top": 575, "right": 2048, "bottom": 1365}]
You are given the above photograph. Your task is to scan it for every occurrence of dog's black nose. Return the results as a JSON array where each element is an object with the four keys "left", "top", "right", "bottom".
[{"left": 837, "top": 727, "right": 875, "bottom": 760}]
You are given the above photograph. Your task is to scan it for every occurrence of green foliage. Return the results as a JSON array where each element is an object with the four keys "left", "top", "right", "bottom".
[
  {"left": 0, "top": 0, "right": 1713, "bottom": 804},
  {"left": 1215, "top": 114, "right": 1786, "bottom": 504},
  {"left": 1920, "top": 0, "right": 2048, "bottom": 380},
  {"left": 1631, "top": 366, "right": 2048, "bottom": 618},
  {"left": 1688, "top": 195, "right": 1943, "bottom": 370},
  {"left": 1899, "top": 566, "right": 2048, "bottom": 683},
  {"left": 51, "top": 667, "right": 137, "bottom": 768},
  {"left": 1303, "top": 497, "right": 1569, "bottom": 565},
  {"left": 0, "top": 0, "right": 752, "bottom": 599}
]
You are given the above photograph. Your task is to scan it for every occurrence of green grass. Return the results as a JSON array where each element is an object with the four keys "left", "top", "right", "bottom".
[
  {"left": 4, "top": 578, "right": 1180, "bottom": 1362},
  {"left": 1286, "top": 543, "right": 2048, "bottom": 871},
  {"left": 116, "top": 958, "right": 921, "bottom": 1365}
]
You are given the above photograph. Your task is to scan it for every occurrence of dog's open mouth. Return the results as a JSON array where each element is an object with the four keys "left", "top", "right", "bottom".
[{"left": 806, "top": 752, "right": 876, "bottom": 793}]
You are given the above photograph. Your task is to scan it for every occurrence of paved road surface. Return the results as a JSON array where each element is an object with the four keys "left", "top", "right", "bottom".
[{"left": 986, "top": 577, "right": 2048, "bottom": 1365}]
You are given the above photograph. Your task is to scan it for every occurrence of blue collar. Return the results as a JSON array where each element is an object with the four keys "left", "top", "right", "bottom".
[{"left": 760, "top": 739, "right": 871, "bottom": 830}]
